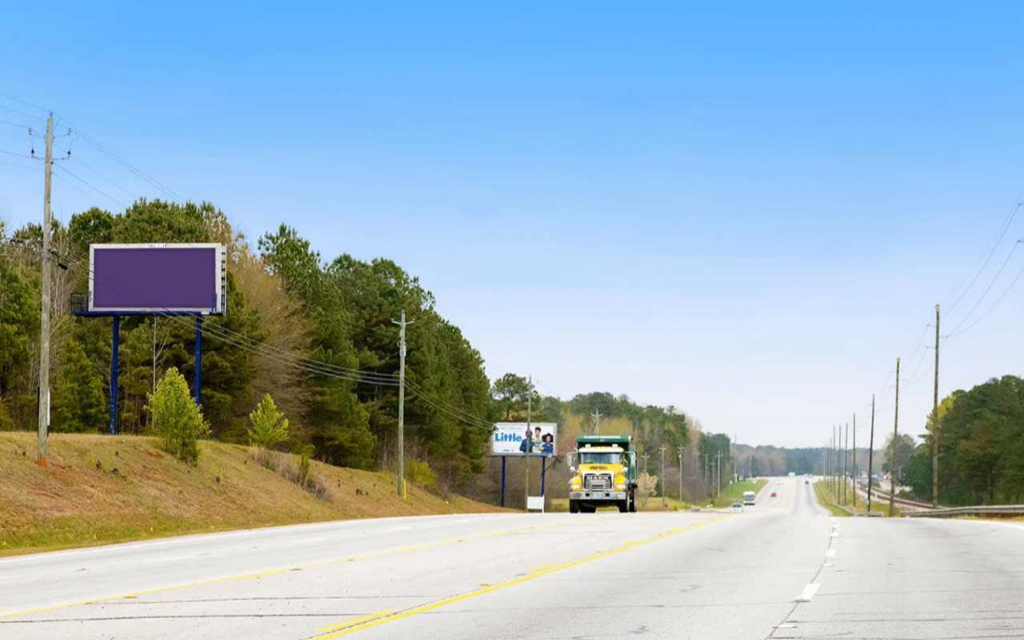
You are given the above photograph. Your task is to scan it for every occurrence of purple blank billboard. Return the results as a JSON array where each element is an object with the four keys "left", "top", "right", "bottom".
[{"left": 89, "top": 244, "right": 226, "bottom": 314}]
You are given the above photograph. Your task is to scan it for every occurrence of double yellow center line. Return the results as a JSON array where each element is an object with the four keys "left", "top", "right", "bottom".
[{"left": 313, "top": 514, "right": 732, "bottom": 639}]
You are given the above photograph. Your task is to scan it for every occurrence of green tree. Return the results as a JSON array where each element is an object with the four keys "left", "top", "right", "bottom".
[
  {"left": 68, "top": 207, "right": 115, "bottom": 254},
  {"left": 51, "top": 337, "right": 105, "bottom": 432},
  {"left": 248, "top": 393, "right": 290, "bottom": 450},
  {"left": 149, "top": 367, "right": 210, "bottom": 463},
  {"left": 882, "top": 434, "right": 915, "bottom": 483},
  {"left": 259, "top": 225, "right": 373, "bottom": 468},
  {"left": 906, "top": 444, "right": 933, "bottom": 500},
  {"left": 0, "top": 257, "right": 38, "bottom": 398},
  {"left": 491, "top": 373, "right": 532, "bottom": 420}
]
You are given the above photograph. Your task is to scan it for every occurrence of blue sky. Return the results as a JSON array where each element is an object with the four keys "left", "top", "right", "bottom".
[{"left": 2, "top": 3, "right": 1024, "bottom": 447}]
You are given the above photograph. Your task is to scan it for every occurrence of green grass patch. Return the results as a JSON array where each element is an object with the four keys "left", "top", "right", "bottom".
[
  {"left": 814, "top": 481, "right": 901, "bottom": 517},
  {"left": 814, "top": 481, "right": 851, "bottom": 517}
]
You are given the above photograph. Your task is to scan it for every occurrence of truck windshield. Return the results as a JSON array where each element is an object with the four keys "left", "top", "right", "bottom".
[{"left": 580, "top": 452, "right": 623, "bottom": 464}]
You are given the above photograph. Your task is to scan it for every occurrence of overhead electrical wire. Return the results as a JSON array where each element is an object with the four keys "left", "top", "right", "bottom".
[
  {"left": 4, "top": 88, "right": 499, "bottom": 431},
  {"left": 54, "top": 163, "right": 130, "bottom": 210},
  {"left": 942, "top": 199, "right": 1022, "bottom": 318},
  {"left": 57, "top": 257, "right": 499, "bottom": 430},
  {"left": 951, "top": 260, "right": 1024, "bottom": 338},
  {"left": 945, "top": 240, "right": 1022, "bottom": 339}
]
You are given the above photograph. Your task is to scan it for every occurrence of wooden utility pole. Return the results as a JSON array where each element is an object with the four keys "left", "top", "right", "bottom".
[
  {"left": 832, "top": 425, "right": 837, "bottom": 495},
  {"left": 852, "top": 413, "right": 857, "bottom": 509},
  {"left": 867, "top": 395, "right": 876, "bottom": 512},
  {"left": 659, "top": 444, "right": 667, "bottom": 500},
  {"left": 677, "top": 445, "right": 685, "bottom": 501},
  {"left": 842, "top": 423, "right": 848, "bottom": 504},
  {"left": 932, "top": 304, "right": 940, "bottom": 507},
  {"left": 36, "top": 113, "right": 54, "bottom": 467},
  {"left": 716, "top": 451, "right": 722, "bottom": 496},
  {"left": 392, "top": 311, "right": 413, "bottom": 498},
  {"left": 591, "top": 408, "right": 602, "bottom": 435},
  {"left": 890, "top": 357, "right": 900, "bottom": 517}
]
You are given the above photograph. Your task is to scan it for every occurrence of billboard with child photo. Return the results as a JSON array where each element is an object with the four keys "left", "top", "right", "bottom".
[{"left": 491, "top": 422, "right": 557, "bottom": 456}]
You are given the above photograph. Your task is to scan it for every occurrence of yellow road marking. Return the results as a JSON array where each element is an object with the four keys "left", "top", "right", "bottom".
[
  {"left": 0, "top": 519, "right": 568, "bottom": 620},
  {"left": 313, "top": 515, "right": 732, "bottom": 638},
  {"left": 318, "top": 610, "right": 395, "bottom": 633}
]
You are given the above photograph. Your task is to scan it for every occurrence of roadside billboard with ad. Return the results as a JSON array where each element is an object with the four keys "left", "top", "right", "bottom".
[
  {"left": 89, "top": 243, "right": 226, "bottom": 315},
  {"left": 492, "top": 422, "right": 557, "bottom": 457}
]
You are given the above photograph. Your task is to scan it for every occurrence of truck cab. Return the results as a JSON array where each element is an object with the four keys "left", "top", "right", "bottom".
[{"left": 568, "top": 435, "right": 638, "bottom": 513}]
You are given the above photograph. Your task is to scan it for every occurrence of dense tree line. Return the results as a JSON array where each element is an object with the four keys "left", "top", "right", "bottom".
[
  {"left": 907, "top": 376, "right": 1024, "bottom": 505},
  {"left": 0, "top": 200, "right": 490, "bottom": 491},
  {"left": 488, "top": 380, "right": 690, "bottom": 456}
]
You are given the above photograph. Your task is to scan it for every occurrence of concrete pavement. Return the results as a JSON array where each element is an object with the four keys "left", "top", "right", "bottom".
[{"left": 1, "top": 477, "right": 1021, "bottom": 639}]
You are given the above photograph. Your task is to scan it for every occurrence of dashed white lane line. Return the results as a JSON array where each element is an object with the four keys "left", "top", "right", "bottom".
[
  {"left": 796, "top": 583, "right": 821, "bottom": 602},
  {"left": 142, "top": 555, "right": 196, "bottom": 565},
  {"left": 825, "top": 548, "right": 836, "bottom": 558}
]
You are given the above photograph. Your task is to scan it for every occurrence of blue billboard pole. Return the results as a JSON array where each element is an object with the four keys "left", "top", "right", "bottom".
[
  {"left": 500, "top": 456, "right": 506, "bottom": 507},
  {"left": 109, "top": 315, "right": 120, "bottom": 435},
  {"left": 193, "top": 315, "right": 202, "bottom": 405}
]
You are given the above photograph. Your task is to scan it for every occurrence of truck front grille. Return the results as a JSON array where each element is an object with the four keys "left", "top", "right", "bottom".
[{"left": 584, "top": 473, "right": 613, "bottom": 491}]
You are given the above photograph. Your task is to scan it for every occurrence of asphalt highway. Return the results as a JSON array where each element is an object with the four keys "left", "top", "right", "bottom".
[{"left": 2, "top": 477, "right": 1022, "bottom": 639}]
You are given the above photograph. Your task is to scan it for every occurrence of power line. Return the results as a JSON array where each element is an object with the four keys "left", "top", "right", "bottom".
[
  {"left": 57, "top": 122, "right": 185, "bottom": 203},
  {"left": 0, "top": 90, "right": 49, "bottom": 114},
  {"left": 950, "top": 260, "right": 1024, "bottom": 338},
  {"left": 0, "top": 117, "right": 33, "bottom": 130},
  {"left": 3, "top": 90, "right": 495, "bottom": 432},
  {"left": 0, "top": 158, "right": 36, "bottom": 172},
  {"left": 55, "top": 258, "right": 501, "bottom": 433},
  {"left": 0, "top": 148, "right": 35, "bottom": 160},
  {"left": 67, "top": 155, "right": 142, "bottom": 202},
  {"left": 943, "top": 199, "right": 1022, "bottom": 317},
  {"left": 53, "top": 163, "right": 130, "bottom": 210},
  {"left": 945, "top": 240, "right": 1023, "bottom": 338},
  {"left": 0, "top": 102, "right": 39, "bottom": 121}
]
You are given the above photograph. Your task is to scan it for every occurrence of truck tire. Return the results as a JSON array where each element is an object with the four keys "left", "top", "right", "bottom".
[
  {"left": 628, "top": 491, "right": 638, "bottom": 512},
  {"left": 617, "top": 500, "right": 628, "bottom": 513},
  {"left": 569, "top": 500, "right": 579, "bottom": 514}
]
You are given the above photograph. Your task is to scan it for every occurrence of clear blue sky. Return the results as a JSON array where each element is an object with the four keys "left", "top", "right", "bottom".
[{"left": 2, "top": 3, "right": 1023, "bottom": 447}]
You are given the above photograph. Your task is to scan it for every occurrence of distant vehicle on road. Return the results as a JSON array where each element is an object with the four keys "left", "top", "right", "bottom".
[
  {"left": 743, "top": 490, "right": 756, "bottom": 505},
  {"left": 770, "top": 491, "right": 778, "bottom": 498},
  {"left": 731, "top": 502, "right": 743, "bottom": 513},
  {"left": 804, "top": 480, "right": 809, "bottom": 485}
]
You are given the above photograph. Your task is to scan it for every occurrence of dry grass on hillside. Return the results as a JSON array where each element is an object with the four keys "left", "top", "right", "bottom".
[{"left": 0, "top": 432, "right": 506, "bottom": 557}]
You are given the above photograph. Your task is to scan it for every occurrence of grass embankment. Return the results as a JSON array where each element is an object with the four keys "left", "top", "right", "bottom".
[
  {"left": 0, "top": 432, "right": 506, "bottom": 557},
  {"left": 710, "top": 478, "right": 768, "bottom": 508},
  {"left": 814, "top": 480, "right": 899, "bottom": 517}
]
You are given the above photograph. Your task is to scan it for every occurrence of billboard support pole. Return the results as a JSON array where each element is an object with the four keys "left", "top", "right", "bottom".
[
  {"left": 109, "top": 315, "right": 120, "bottom": 435},
  {"left": 500, "top": 456, "right": 506, "bottom": 507},
  {"left": 540, "top": 457, "right": 546, "bottom": 497},
  {"left": 193, "top": 315, "right": 202, "bottom": 405}
]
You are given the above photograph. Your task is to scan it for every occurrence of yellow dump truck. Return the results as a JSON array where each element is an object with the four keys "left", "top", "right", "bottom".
[{"left": 568, "top": 435, "right": 638, "bottom": 513}]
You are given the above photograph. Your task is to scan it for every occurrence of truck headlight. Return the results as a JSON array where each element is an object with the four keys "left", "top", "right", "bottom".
[
  {"left": 569, "top": 477, "right": 582, "bottom": 490},
  {"left": 615, "top": 482, "right": 627, "bottom": 490}
]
